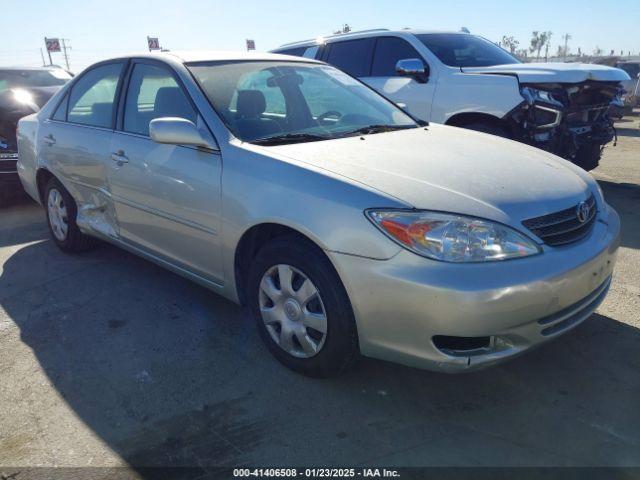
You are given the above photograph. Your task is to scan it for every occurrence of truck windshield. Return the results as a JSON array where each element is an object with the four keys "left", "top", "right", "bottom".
[
  {"left": 416, "top": 33, "right": 520, "bottom": 67},
  {"left": 187, "top": 61, "right": 417, "bottom": 144},
  {"left": 0, "top": 69, "right": 72, "bottom": 91},
  {"left": 617, "top": 63, "right": 639, "bottom": 78}
]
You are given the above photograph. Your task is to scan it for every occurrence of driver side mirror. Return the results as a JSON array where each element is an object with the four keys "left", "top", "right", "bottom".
[
  {"left": 149, "top": 117, "right": 215, "bottom": 149},
  {"left": 396, "top": 58, "right": 429, "bottom": 83}
]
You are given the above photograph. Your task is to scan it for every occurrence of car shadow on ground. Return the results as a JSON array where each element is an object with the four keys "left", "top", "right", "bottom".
[
  {"left": 1, "top": 219, "right": 639, "bottom": 469},
  {"left": 597, "top": 180, "right": 640, "bottom": 251},
  {"left": 0, "top": 196, "right": 47, "bottom": 248}
]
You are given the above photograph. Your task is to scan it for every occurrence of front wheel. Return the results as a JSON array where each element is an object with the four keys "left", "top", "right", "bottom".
[
  {"left": 573, "top": 143, "right": 601, "bottom": 171},
  {"left": 247, "top": 237, "right": 358, "bottom": 377},
  {"left": 463, "top": 122, "right": 512, "bottom": 139}
]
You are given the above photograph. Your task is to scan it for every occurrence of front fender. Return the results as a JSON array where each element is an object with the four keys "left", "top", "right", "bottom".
[
  {"left": 218, "top": 144, "right": 407, "bottom": 301},
  {"left": 433, "top": 70, "right": 523, "bottom": 124}
]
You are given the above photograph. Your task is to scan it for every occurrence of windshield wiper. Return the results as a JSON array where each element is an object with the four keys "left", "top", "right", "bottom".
[
  {"left": 251, "top": 132, "right": 332, "bottom": 145},
  {"left": 336, "top": 124, "right": 417, "bottom": 137}
]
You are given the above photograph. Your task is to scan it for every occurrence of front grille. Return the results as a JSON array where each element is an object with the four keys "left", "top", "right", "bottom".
[
  {"left": 522, "top": 194, "right": 597, "bottom": 246},
  {"left": 565, "top": 105, "right": 610, "bottom": 126}
]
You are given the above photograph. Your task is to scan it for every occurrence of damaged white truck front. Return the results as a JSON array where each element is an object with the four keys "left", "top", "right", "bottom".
[
  {"left": 273, "top": 30, "right": 631, "bottom": 171},
  {"left": 464, "top": 62, "right": 630, "bottom": 171}
]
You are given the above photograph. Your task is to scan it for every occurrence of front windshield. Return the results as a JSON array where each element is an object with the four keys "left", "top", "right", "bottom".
[
  {"left": 416, "top": 33, "right": 520, "bottom": 67},
  {"left": 618, "top": 63, "right": 639, "bottom": 78},
  {"left": 187, "top": 61, "right": 417, "bottom": 144},
  {"left": 0, "top": 69, "right": 72, "bottom": 91}
]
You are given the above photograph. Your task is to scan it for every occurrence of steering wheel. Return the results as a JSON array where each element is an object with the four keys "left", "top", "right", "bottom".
[{"left": 316, "top": 110, "right": 342, "bottom": 125}]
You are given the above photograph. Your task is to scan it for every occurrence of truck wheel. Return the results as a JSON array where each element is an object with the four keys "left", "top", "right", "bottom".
[
  {"left": 247, "top": 236, "right": 359, "bottom": 377},
  {"left": 463, "top": 122, "right": 512, "bottom": 139},
  {"left": 573, "top": 143, "right": 601, "bottom": 171},
  {"left": 44, "top": 177, "right": 97, "bottom": 253}
]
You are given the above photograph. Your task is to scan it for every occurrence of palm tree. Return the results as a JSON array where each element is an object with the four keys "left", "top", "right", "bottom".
[{"left": 530, "top": 31, "right": 552, "bottom": 61}]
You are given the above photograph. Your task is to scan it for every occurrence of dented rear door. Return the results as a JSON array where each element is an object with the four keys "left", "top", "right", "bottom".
[{"left": 42, "top": 61, "right": 126, "bottom": 238}]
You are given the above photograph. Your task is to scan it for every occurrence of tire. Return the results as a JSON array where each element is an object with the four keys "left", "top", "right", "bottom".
[
  {"left": 44, "top": 177, "right": 97, "bottom": 253},
  {"left": 573, "top": 143, "right": 601, "bottom": 171},
  {"left": 247, "top": 236, "right": 358, "bottom": 377},
  {"left": 463, "top": 122, "right": 512, "bottom": 139}
]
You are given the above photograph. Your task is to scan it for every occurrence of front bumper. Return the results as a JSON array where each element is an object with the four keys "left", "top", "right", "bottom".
[
  {"left": 330, "top": 204, "right": 620, "bottom": 372},
  {"left": 508, "top": 97, "right": 617, "bottom": 161}
]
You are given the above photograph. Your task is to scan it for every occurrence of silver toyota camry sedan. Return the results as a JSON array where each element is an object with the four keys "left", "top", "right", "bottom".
[{"left": 17, "top": 51, "right": 620, "bottom": 377}]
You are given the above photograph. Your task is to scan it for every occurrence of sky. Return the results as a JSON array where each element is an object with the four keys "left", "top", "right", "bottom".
[{"left": 2, "top": 0, "right": 639, "bottom": 72}]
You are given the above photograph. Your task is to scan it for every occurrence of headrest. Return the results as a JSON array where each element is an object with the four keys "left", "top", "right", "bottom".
[
  {"left": 154, "top": 87, "right": 194, "bottom": 120},
  {"left": 236, "top": 90, "right": 266, "bottom": 118}
]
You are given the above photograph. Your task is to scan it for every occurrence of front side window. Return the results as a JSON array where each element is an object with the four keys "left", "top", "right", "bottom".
[
  {"left": 416, "top": 33, "right": 520, "bottom": 67},
  {"left": 67, "top": 63, "right": 123, "bottom": 128},
  {"left": 303, "top": 46, "right": 319, "bottom": 59},
  {"left": 188, "top": 60, "right": 417, "bottom": 144},
  {"left": 325, "top": 39, "right": 374, "bottom": 77},
  {"left": 372, "top": 37, "right": 424, "bottom": 77},
  {"left": 124, "top": 63, "right": 197, "bottom": 136}
]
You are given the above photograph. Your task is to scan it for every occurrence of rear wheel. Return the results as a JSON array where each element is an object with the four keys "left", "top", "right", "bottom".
[
  {"left": 247, "top": 236, "right": 358, "bottom": 377},
  {"left": 44, "top": 177, "right": 96, "bottom": 253}
]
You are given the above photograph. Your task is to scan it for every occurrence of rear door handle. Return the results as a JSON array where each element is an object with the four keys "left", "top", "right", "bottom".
[
  {"left": 111, "top": 150, "right": 129, "bottom": 165},
  {"left": 43, "top": 134, "right": 56, "bottom": 146}
]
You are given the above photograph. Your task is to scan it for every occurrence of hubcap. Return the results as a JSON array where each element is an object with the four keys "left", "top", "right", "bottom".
[
  {"left": 258, "top": 264, "right": 328, "bottom": 358},
  {"left": 47, "top": 188, "right": 68, "bottom": 241}
]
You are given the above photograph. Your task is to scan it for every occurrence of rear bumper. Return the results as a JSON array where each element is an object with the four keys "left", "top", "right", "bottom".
[
  {"left": 330, "top": 204, "right": 620, "bottom": 372},
  {"left": 0, "top": 170, "right": 24, "bottom": 199}
]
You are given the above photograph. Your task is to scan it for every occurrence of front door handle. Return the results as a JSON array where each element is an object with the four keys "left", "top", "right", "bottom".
[
  {"left": 111, "top": 150, "right": 129, "bottom": 165},
  {"left": 43, "top": 134, "right": 56, "bottom": 146}
]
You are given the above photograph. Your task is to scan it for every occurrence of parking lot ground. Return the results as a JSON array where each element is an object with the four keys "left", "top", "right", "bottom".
[{"left": 0, "top": 112, "right": 639, "bottom": 471}]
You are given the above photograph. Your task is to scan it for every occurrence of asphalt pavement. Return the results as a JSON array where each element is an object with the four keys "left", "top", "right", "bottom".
[{"left": 0, "top": 113, "right": 639, "bottom": 470}]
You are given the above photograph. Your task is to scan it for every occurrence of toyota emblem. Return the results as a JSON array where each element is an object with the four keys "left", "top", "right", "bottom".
[{"left": 576, "top": 201, "right": 590, "bottom": 223}]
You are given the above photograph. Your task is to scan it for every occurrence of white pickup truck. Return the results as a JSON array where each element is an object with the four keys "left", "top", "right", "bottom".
[{"left": 273, "top": 29, "right": 630, "bottom": 171}]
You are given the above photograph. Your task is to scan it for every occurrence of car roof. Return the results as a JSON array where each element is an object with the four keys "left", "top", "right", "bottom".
[
  {"left": 0, "top": 66, "right": 68, "bottom": 71},
  {"left": 274, "top": 29, "right": 468, "bottom": 50},
  {"left": 95, "top": 50, "right": 323, "bottom": 65}
]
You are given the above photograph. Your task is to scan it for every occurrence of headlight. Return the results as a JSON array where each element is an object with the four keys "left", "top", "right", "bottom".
[
  {"left": 12, "top": 89, "right": 34, "bottom": 105},
  {"left": 366, "top": 210, "right": 541, "bottom": 263},
  {"left": 520, "top": 87, "right": 564, "bottom": 108}
]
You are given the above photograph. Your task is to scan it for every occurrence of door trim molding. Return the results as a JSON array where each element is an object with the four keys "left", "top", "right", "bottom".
[{"left": 112, "top": 193, "right": 218, "bottom": 237}]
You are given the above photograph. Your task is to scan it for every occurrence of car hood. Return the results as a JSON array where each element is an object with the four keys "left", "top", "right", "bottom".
[
  {"left": 260, "top": 125, "right": 593, "bottom": 227},
  {"left": 461, "top": 62, "right": 631, "bottom": 84}
]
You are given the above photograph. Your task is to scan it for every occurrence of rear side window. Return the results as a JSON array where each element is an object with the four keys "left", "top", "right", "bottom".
[
  {"left": 372, "top": 37, "right": 424, "bottom": 77},
  {"left": 52, "top": 93, "right": 69, "bottom": 121},
  {"left": 67, "top": 63, "right": 123, "bottom": 128},
  {"left": 123, "top": 63, "right": 197, "bottom": 136},
  {"left": 325, "top": 39, "right": 374, "bottom": 77},
  {"left": 276, "top": 46, "right": 319, "bottom": 59},
  {"left": 278, "top": 47, "right": 306, "bottom": 57},
  {"left": 302, "top": 46, "right": 319, "bottom": 58}
]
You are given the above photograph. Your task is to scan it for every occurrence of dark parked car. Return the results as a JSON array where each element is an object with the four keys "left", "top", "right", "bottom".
[{"left": 1, "top": 66, "right": 72, "bottom": 202}]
